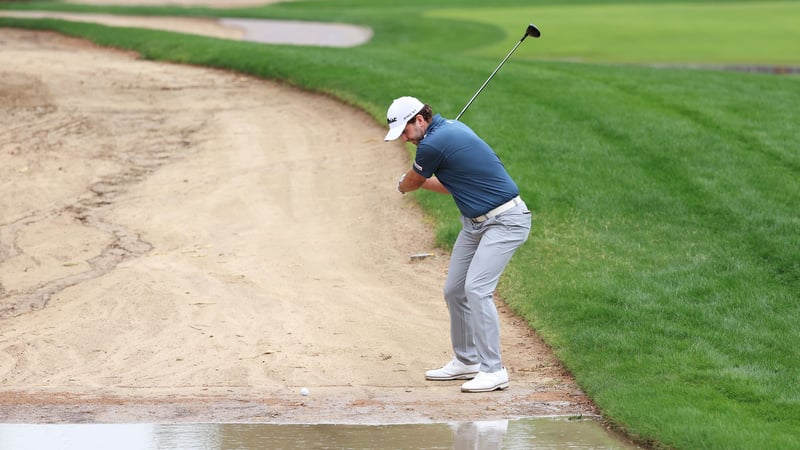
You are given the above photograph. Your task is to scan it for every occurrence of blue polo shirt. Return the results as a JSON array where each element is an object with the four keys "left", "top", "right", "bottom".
[{"left": 414, "top": 114, "right": 520, "bottom": 218}]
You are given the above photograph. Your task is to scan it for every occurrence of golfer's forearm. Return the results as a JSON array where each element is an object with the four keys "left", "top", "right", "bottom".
[
  {"left": 398, "top": 169, "right": 424, "bottom": 193},
  {"left": 422, "top": 177, "right": 449, "bottom": 194},
  {"left": 398, "top": 170, "right": 449, "bottom": 194}
]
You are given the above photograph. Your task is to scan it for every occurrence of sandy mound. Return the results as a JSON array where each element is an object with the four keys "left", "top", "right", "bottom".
[{"left": 0, "top": 28, "right": 590, "bottom": 423}]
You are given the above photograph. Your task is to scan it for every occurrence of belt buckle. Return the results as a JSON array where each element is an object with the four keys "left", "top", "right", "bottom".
[{"left": 471, "top": 196, "right": 520, "bottom": 224}]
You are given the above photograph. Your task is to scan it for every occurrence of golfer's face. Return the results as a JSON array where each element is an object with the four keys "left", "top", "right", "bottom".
[{"left": 401, "top": 115, "right": 425, "bottom": 145}]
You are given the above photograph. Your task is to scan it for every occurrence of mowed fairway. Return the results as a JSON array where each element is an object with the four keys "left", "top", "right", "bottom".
[
  {"left": 428, "top": 1, "right": 800, "bottom": 65},
  {"left": 1, "top": 0, "right": 798, "bottom": 448}
]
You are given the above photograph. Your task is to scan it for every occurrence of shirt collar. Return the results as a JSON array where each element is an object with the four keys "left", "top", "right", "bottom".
[{"left": 423, "top": 114, "right": 445, "bottom": 139}]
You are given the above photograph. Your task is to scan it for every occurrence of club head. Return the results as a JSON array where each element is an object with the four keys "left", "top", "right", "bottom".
[{"left": 524, "top": 23, "right": 541, "bottom": 39}]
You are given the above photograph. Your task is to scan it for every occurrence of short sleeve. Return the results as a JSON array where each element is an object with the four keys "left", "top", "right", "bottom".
[{"left": 414, "top": 143, "right": 442, "bottom": 179}]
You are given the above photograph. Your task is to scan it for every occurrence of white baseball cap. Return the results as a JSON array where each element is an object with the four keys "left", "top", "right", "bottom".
[{"left": 384, "top": 96, "right": 424, "bottom": 141}]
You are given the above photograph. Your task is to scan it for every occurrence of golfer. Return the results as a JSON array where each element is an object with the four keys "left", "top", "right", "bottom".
[{"left": 384, "top": 96, "right": 531, "bottom": 392}]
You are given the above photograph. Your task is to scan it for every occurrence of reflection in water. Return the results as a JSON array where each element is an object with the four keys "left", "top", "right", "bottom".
[
  {"left": 0, "top": 417, "right": 635, "bottom": 449},
  {"left": 451, "top": 419, "right": 508, "bottom": 449},
  {"left": 0, "top": 424, "right": 156, "bottom": 450}
]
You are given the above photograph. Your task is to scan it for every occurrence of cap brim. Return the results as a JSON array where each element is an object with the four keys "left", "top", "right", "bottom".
[{"left": 384, "top": 125, "right": 404, "bottom": 141}]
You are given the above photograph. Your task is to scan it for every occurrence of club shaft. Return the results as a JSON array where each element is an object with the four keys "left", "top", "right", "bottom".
[{"left": 456, "top": 38, "right": 524, "bottom": 121}]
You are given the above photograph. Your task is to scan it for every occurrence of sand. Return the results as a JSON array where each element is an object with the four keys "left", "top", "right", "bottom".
[{"left": 0, "top": 20, "right": 591, "bottom": 424}]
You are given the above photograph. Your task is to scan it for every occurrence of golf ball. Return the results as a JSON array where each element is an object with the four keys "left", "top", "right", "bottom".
[{"left": 300, "top": 387, "right": 309, "bottom": 396}]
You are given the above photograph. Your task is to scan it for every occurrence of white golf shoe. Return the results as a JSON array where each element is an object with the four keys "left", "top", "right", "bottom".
[
  {"left": 460, "top": 367, "right": 509, "bottom": 393},
  {"left": 425, "top": 358, "right": 481, "bottom": 381}
]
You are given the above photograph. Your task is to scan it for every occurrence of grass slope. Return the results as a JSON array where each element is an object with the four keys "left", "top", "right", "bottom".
[
  {"left": 1, "top": 1, "right": 798, "bottom": 448},
  {"left": 429, "top": 1, "right": 800, "bottom": 65}
]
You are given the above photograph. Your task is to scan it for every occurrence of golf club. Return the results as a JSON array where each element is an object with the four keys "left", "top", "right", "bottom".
[{"left": 455, "top": 23, "right": 541, "bottom": 121}]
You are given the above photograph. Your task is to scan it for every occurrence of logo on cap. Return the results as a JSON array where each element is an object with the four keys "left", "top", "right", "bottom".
[
  {"left": 387, "top": 117, "right": 397, "bottom": 124},
  {"left": 403, "top": 111, "right": 418, "bottom": 122}
]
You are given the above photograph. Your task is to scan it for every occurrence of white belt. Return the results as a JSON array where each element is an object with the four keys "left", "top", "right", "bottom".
[{"left": 471, "top": 196, "right": 522, "bottom": 223}]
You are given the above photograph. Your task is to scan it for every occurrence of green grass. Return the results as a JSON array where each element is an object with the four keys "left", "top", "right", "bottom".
[
  {"left": 428, "top": 1, "right": 800, "bottom": 65},
  {"left": 1, "top": 1, "right": 799, "bottom": 448}
]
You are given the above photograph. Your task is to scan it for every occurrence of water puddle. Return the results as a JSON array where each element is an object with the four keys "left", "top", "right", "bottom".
[{"left": 0, "top": 417, "right": 636, "bottom": 449}]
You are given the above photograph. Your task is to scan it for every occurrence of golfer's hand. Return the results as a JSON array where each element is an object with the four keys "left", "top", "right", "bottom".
[{"left": 397, "top": 173, "right": 407, "bottom": 194}]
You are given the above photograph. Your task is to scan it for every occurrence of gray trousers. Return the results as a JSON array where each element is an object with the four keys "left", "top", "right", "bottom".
[{"left": 443, "top": 202, "right": 531, "bottom": 373}]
